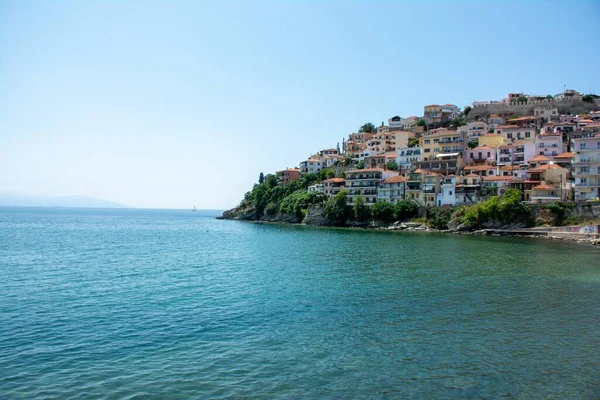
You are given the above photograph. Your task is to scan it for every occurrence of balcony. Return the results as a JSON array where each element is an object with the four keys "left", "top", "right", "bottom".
[
  {"left": 348, "top": 174, "right": 382, "bottom": 180},
  {"left": 575, "top": 170, "right": 600, "bottom": 176},
  {"left": 572, "top": 159, "right": 598, "bottom": 165},
  {"left": 348, "top": 182, "right": 378, "bottom": 188}
]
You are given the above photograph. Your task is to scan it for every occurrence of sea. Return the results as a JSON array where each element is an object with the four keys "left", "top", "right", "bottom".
[{"left": 1, "top": 207, "right": 599, "bottom": 399}]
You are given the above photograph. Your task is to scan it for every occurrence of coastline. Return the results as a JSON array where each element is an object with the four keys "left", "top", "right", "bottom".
[{"left": 217, "top": 214, "right": 600, "bottom": 246}]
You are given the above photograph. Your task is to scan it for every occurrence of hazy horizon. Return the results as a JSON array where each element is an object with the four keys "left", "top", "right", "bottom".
[{"left": 2, "top": 1, "right": 599, "bottom": 209}]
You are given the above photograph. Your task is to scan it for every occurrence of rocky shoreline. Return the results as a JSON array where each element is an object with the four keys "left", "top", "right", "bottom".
[{"left": 217, "top": 206, "right": 600, "bottom": 246}]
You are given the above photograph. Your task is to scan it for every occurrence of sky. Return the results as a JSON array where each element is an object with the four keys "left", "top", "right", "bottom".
[{"left": 1, "top": 1, "right": 599, "bottom": 209}]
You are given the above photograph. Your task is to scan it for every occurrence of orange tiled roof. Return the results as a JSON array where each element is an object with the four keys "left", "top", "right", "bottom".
[
  {"left": 496, "top": 125, "right": 520, "bottom": 129},
  {"left": 413, "top": 169, "right": 441, "bottom": 176},
  {"left": 463, "top": 174, "right": 481, "bottom": 178},
  {"left": 323, "top": 178, "right": 345, "bottom": 183},
  {"left": 533, "top": 184, "right": 556, "bottom": 190},
  {"left": 483, "top": 176, "right": 513, "bottom": 181},
  {"left": 346, "top": 168, "right": 386, "bottom": 173},
  {"left": 553, "top": 152, "right": 575, "bottom": 159},
  {"left": 464, "top": 165, "right": 495, "bottom": 171},
  {"left": 508, "top": 116, "right": 539, "bottom": 121},
  {"left": 529, "top": 155, "right": 551, "bottom": 162},
  {"left": 382, "top": 176, "right": 406, "bottom": 184},
  {"left": 470, "top": 145, "right": 496, "bottom": 152}
]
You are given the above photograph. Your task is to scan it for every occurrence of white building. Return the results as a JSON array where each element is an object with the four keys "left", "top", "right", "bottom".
[
  {"left": 308, "top": 183, "right": 324, "bottom": 193},
  {"left": 535, "top": 133, "right": 563, "bottom": 158},
  {"left": 437, "top": 176, "right": 456, "bottom": 206},
  {"left": 345, "top": 168, "right": 399, "bottom": 206},
  {"left": 396, "top": 146, "right": 422, "bottom": 172},
  {"left": 377, "top": 175, "right": 406, "bottom": 204},
  {"left": 300, "top": 158, "right": 324, "bottom": 175},
  {"left": 459, "top": 121, "right": 489, "bottom": 140},
  {"left": 572, "top": 133, "right": 600, "bottom": 201}
]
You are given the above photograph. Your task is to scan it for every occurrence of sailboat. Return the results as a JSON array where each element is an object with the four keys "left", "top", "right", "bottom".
[{"left": 192, "top": 205, "right": 196, "bottom": 212}]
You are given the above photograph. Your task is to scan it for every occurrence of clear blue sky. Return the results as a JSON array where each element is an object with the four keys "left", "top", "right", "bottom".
[{"left": 1, "top": 1, "right": 599, "bottom": 209}]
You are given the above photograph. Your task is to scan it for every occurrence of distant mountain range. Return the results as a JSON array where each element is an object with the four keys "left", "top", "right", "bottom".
[{"left": 0, "top": 193, "right": 131, "bottom": 208}]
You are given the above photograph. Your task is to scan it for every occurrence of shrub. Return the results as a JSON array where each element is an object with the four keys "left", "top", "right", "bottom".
[
  {"left": 265, "top": 202, "right": 278, "bottom": 216},
  {"left": 394, "top": 200, "right": 419, "bottom": 221},
  {"left": 426, "top": 207, "right": 454, "bottom": 230},
  {"left": 353, "top": 195, "right": 370, "bottom": 222},
  {"left": 370, "top": 201, "right": 395, "bottom": 222},
  {"left": 325, "top": 190, "right": 350, "bottom": 225},
  {"left": 546, "top": 201, "right": 569, "bottom": 226},
  {"left": 385, "top": 160, "right": 399, "bottom": 171},
  {"left": 460, "top": 189, "right": 534, "bottom": 228},
  {"left": 279, "top": 190, "right": 326, "bottom": 218}
]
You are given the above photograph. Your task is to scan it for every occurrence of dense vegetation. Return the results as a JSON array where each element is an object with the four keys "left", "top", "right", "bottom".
[
  {"left": 461, "top": 188, "right": 535, "bottom": 228},
  {"left": 239, "top": 176, "right": 585, "bottom": 231},
  {"left": 240, "top": 172, "right": 323, "bottom": 216}
]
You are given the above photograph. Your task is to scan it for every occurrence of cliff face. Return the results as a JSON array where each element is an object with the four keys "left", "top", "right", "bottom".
[{"left": 218, "top": 205, "right": 258, "bottom": 221}]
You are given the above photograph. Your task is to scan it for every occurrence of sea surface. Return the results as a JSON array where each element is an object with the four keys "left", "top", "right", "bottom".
[{"left": 1, "top": 207, "right": 600, "bottom": 399}]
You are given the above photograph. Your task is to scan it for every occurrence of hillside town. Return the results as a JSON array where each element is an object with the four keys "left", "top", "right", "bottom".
[{"left": 278, "top": 89, "right": 600, "bottom": 207}]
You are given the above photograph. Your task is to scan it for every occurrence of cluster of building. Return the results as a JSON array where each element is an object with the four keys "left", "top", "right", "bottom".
[{"left": 277, "top": 90, "right": 600, "bottom": 206}]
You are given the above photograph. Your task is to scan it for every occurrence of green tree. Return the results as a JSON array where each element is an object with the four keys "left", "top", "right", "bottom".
[
  {"left": 546, "top": 94, "right": 554, "bottom": 100},
  {"left": 463, "top": 106, "right": 472, "bottom": 116},
  {"left": 385, "top": 160, "right": 399, "bottom": 171},
  {"left": 265, "top": 174, "right": 278, "bottom": 188},
  {"left": 467, "top": 139, "right": 479, "bottom": 149},
  {"left": 279, "top": 190, "right": 326, "bottom": 219},
  {"left": 582, "top": 94, "right": 595, "bottom": 103},
  {"left": 356, "top": 160, "right": 365, "bottom": 170},
  {"left": 325, "top": 190, "right": 350, "bottom": 225},
  {"left": 258, "top": 172, "right": 264, "bottom": 184},
  {"left": 318, "top": 168, "right": 335, "bottom": 181},
  {"left": 416, "top": 119, "right": 426, "bottom": 127},
  {"left": 353, "top": 195, "right": 370, "bottom": 222},
  {"left": 408, "top": 136, "right": 420, "bottom": 147},
  {"left": 510, "top": 114, "right": 519, "bottom": 119},
  {"left": 342, "top": 155, "right": 354, "bottom": 166},
  {"left": 517, "top": 96, "right": 528, "bottom": 103},
  {"left": 359, "top": 122, "right": 376, "bottom": 133},
  {"left": 264, "top": 202, "right": 277, "bottom": 215},
  {"left": 394, "top": 200, "right": 418, "bottom": 221},
  {"left": 370, "top": 200, "right": 395, "bottom": 222}
]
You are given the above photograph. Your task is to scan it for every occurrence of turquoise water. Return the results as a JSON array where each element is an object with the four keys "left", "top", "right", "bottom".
[{"left": 1, "top": 207, "right": 600, "bottom": 399}]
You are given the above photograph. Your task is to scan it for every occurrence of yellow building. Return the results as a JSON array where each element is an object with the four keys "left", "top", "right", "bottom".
[
  {"left": 405, "top": 169, "right": 441, "bottom": 207},
  {"left": 419, "top": 128, "right": 465, "bottom": 160},
  {"left": 478, "top": 134, "right": 504, "bottom": 148}
]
